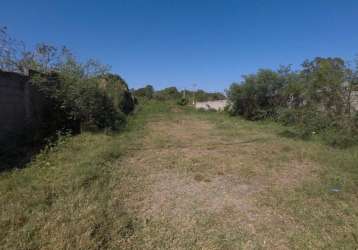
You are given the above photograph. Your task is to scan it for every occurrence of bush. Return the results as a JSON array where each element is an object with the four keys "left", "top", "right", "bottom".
[
  {"left": 276, "top": 108, "right": 300, "bottom": 126},
  {"left": 227, "top": 57, "right": 358, "bottom": 147},
  {"left": 278, "top": 108, "right": 332, "bottom": 131},
  {"left": 99, "top": 74, "right": 136, "bottom": 115},
  {"left": 277, "top": 107, "right": 336, "bottom": 138},
  {"left": 193, "top": 89, "right": 226, "bottom": 102},
  {"left": 322, "top": 129, "right": 358, "bottom": 148},
  {"left": 32, "top": 71, "right": 131, "bottom": 131},
  {"left": 153, "top": 87, "right": 181, "bottom": 101},
  {"left": 353, "top": 113, "right": 358, "bottom": 128},
  {"left": 227, "top": 68, "right": 289, "bottom": 120},
  {"left": 277, "top": 108, "right": 358, "bottom": 147},
  {"left": 75, "top": 82, "right": 127, "bottom": 130},
  {"left": 177, "top": 97, "right": 188, "bottom": 106},
  {"left": 134, "top": 85, "right": 154, "bottom": 99}
]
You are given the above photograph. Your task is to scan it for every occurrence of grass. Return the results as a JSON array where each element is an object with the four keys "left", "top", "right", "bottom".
[
  {"left": 1, "top": 100, "right": 358, "bottom": 249},
  {"left": 0, "top": 101, "right": 164, "bottom": 249}
]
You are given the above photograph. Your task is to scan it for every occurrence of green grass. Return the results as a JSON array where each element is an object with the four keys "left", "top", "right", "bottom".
[
  {"left": 197, "top": 111, "right": 358, "bottom": 249},
  {"left": 1, "top": 101, "right": 357, "bottom": 249},
  {"left": 0, "top": 101, "right": 169, "bottom": 249}
]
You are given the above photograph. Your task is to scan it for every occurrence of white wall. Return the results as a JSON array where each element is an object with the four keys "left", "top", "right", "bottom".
[{"left": 195, "top": 100, "right": 228, "bottom": 111}]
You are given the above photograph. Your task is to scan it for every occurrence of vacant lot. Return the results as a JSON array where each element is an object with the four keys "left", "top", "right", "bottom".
[{"left": 1, "top": 101, "right": 358, "bottom": 249}]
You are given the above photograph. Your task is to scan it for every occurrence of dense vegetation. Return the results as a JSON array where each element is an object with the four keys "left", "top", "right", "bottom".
[
  {"left": 227, "top": 57, "right": 358, "bottom": 147},
  {"left": 134, "top": 84, "right": 225, "bottom": 103}
]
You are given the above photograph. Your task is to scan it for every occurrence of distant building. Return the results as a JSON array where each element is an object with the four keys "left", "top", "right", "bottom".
[{"left": 195, "top": 100, "right": 227, "bottom": 111}]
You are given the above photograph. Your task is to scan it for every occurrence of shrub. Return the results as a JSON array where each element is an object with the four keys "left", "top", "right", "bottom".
[
  {"left": 99, "top": 74, "right": 136, "bottom": 115},
  {"left": 177, "top": 97, "right": 188, "bottom": 106},
  {"left": 31, "top": 70, "right": 131, "bottom": 131},
  {"left": 154, "top": 87, "right": 181, "bottom": 101},
  {"left": 134, "top": 85, "right": 154, "bottom": 99},
  {"left": 227, "top": 68, "right": 289, "bottom": 120},
  {"left": 353, "top": 113, "right": 358, "bottom": 128},
  {"left": 322, "top": 129, "right": 358, "bottom": 148},
  {"left": 194, "top": 89, "right": 226, "bottom": 102},
  {"left": 276, "top": 108, "right": 300, "bottom": 126},
  {"left": 227, "top": 57, "right": 358, "bottom": 147},
  {"left": 277, "top": 107, "right": 335, "bottom": 137},
  {"left": 277, "top": 107, "right": 358, "bottom": 147}
]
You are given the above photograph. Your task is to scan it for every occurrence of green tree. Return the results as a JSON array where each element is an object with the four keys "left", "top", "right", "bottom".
[
  {"left": 154, "top": 86, "right": 181, "bottom": 100},
  {"left": 227, "top": 69, "right": 287, "bottom": 119},
  {"left": 134, "top": 85, "right": 154, "bottom": 99},
  {"left": 301, "top": 57, "right": 350, "bottom": 116}
]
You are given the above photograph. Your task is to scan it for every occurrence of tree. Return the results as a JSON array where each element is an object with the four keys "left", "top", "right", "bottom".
[
  {"left": 154, "top": 86, "right": 180, "bottom": 100},
  {"left": 0, "top": 26, "right": 26, "bottom": 73},
  {"left": 134, "top": 85, "right": 154, "bottom": 99},
  {"left": 301, "top": 57, "right": 350, "bottom": 116},
  {"left": 227, "top": 69, "right": 287, "bottom": 119}
]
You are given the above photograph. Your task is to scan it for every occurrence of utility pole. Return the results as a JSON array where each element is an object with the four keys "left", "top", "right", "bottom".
[{"left": 192, "top": 83, "right": 197, "bottom": 105}]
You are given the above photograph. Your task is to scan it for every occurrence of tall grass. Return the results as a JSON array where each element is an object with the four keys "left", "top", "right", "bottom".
[{"left": 0, "top": 101, "right": 170, "bottom": 249}]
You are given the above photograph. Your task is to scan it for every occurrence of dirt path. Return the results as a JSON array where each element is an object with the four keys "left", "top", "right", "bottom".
[
  {"left": 114, "top": 113, "right": 318, "bottom": 249},
  {"left": 1, "top": 103, "right": 356, "bottom": 249}
]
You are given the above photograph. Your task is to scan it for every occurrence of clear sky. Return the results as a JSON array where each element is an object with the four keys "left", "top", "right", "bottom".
[{"left": 1, "top": 0, "right": 358, "bottom": 92}]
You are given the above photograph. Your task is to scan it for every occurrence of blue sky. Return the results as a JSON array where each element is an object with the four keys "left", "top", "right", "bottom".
[{"left": 1, "top": 0, "right": 358, "bottom": 92}]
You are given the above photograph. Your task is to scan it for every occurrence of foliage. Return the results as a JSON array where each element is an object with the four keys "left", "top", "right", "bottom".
[
  {"left": 191, "top": 89, "right": 226, "bottom": 102},
  {"left": 227, "top": 57, "right": 358, "bottom": 147},
  {"left": 153, "top": 86, "right": 181, "bottom": 100},
  {"left": 134, "top": 85, "right": 226, "bottom": 104},
  {"left": 322, "top": 128, "right": 358, "bottom": 148},
  {"left": 227, "top": 68, "right": 289, "bottom": 120},
  {"left": 99, "top": 74, "right": 136, "bottom": 115},
  {"left": 0, "top": 25, "right": 27, "bottom": 72},
  {"left": 301, "top": 57, "right": 351, "bottom": 115},
  {"left": 33, "top": 71, "right": 131, "bottom": 131},
  {"left": 1, "top": 27, "right": 134, "bottom": 131},
  {"left": 177, "top": 97, "right": 189, "bottom": 106},
  {"left": 134, "top": 85, "right": 154, "bottom": 99}
]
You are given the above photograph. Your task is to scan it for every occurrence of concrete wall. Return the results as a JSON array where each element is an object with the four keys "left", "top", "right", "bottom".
[
  {"left": 0, "top": 70, "right": 49, "bottom": 150},
  {"left": 194, "top": 93, "right": 358, "bottom": 113},
  {"left": 195, "top": 100, "right": 228, "bottom": 111},
  {"left": 351, "top": 91, "right": 358, "bottom": 112}
]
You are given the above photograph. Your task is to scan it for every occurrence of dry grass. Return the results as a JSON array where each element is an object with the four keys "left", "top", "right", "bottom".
[{"left": 112, "top": 109, "right": 337, "bottom": 249}]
